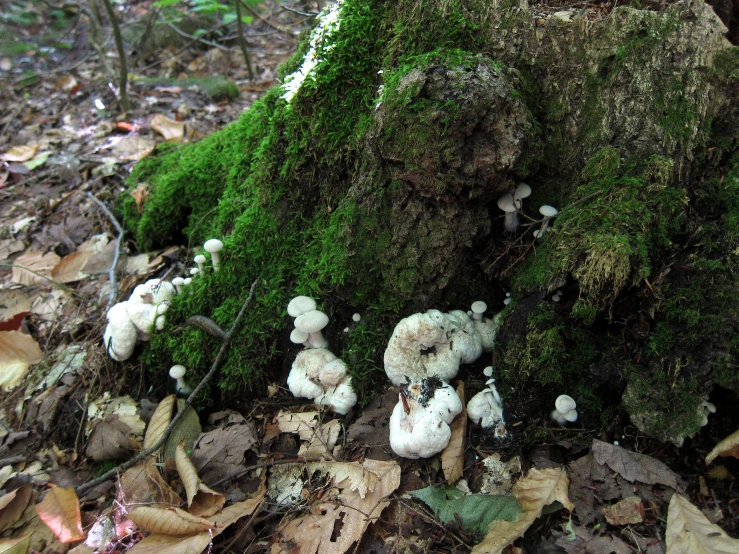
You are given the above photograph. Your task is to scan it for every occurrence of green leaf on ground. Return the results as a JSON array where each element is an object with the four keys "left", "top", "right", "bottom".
[{"left": 410, "top": 485, "right": 521, "bottom": 534}]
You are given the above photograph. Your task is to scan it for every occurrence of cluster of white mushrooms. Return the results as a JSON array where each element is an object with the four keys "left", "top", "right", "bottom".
[
  {"left": 551, "top": 394, "right": 578, "bottom": 425},
  {"left": 467, "top": 366, "right": 506, "bottom": 438},
  {"left": 384, "top": 303, "right": 504, "bottom": 458},
  {"left": 285, "top": 296, "right": 357, "bottom": 415},
  {"left": 496, "top": 183, "right": 558, "bottom": 239},
  {"left": 104, "top": 239, "right": 225, "bottom": 362}
]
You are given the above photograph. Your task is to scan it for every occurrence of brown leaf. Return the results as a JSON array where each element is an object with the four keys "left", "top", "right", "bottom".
[
  {"left": 34, "top": 485, "right": 84, "bottom": 543},
  {"left": 0, "top": 485, "right": 32, "bottom": 532},
  {"left": 441, "top": 383, "right": 466, "bottom": 484},
  {"left": 1, "top": 145, "right": 38, "bottom": 162},
  {"left": 175, "top": 443, "right": 224, "bottom": 517},
  {"left": 556, "top": 523, "right": 632, "bottom": 554},
  {"left": 0, "top": 291, "right": 32, "bottom": 322},
  {"left": 51, "top": 251, "right": 92, "bottom": 284},
  {"left": 112, "top": 135, "right": 156, "bottom": 161},
  {"left": 124, "top": 532, "right": 212, "bottom": 554},
  {"left": 472, "top": 467, "right": 573, "bottom": 554},
  {"left": 191, "top": 421, "right": 258, "bottom": 485},
  {"left": 118, "top": 462, "right": 182, "bottom": 508},
  {"left": 0, "top": 331, "right": 43, "bottom": 390},
  {"left": 0, "top": 534, "right": 31, "bottom": 554},
  {"left": 0, "top": 240, "right": 25, "bottom": 262},
  {"left": 299, "top": 420, "right": 341, "bottom": 458},
  {"left": 592, "top": 439, "right": 679, "bottom": 489},
  {"left": 130, "top": 183, "right": 151, "bottom": 214},
  {"left": 208, "top": 479, "right": 266, "bottom": 530},
  {"left": 86, "top": 417, "right": 135, "bottom": 462},
  {"left": 705, "top": 429, "right": 739, "bottom": 465},
  {"left": 666, "top": 493, "right": 739, "bottom": 553},
  {"left": 150, "top": 114, "right": 185, "bottom": 142},
  {"left": 277, "top": 411, "right": 321, "bottom": 441},
  {"left": 129, "top": 506, "right": 220, "bottom": 535},
  {"left": 11, "top": 251, "right": 61, "bottom": 286},
  {"left": 143, "top": 395, "right": 175, "bottom": 452},
  {"left": 601, "top": 496, "right": 644, "bottom": 525},
  {"left": 272, "top": 459, "right": 400, "bottom": 554}
]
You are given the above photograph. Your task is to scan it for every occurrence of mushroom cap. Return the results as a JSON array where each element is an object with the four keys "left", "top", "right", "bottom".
[
  {"left": 290, "top": 328, "right": 309, "bottom": 344},
  {"left": 471, "top": 301, "right": 487, "bottom": 314},
  {"left": 169, "top": 365, "right": 186, "bottom": 379},
  {"left": 203, "top": 239, "right": 224, "bottom": 253},
  {"left": 183, "top": 278, "right": 192, "bottom": 285},
  {"left": 295, "top": 310, "right": 329, "bottom": 333},
  {"left": 497, "top": 194, "right": 517, "bottom": 212},
  {"left": 287, "top": 296, "right": 317, "bottom": 317},
  {"left": 563, "top": 409, "right": 578, "bottom": 422},
  {"left": 555, "top": 394, "right": 577, "bottom": 414},
  {"left": 172, "top": 277, "right": 184, "bottom": 286},
  {"left": 514, "top": 183, "right": 532, "bottom": 199},
  {"left": 483, "top": 366, "right": 494, "bottom": 377},
  {"left": 194, "top": 254, "right": 206, "bottom": 264},
  {"left": 352, "top": 313, "right": 361, "bottom": 322},
  {"left": 190, "top": 268, "right": 200, "bottom": 276},
  {"left": 539, "top": 205, "right": 559, "bottom": 218},
  {"left": 551, "top": 410, "right": 568, "bottom": 426}
]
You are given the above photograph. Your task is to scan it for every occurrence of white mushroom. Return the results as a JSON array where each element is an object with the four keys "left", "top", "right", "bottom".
[
  {"left": 294, "top": 310, "right": 330, "bottom": 349},
  {"left": 204, "top": 239, "right": 224, "bottom": 271},
  {"left": 172, "top": 277, "right": 185, "bottom": 294},
  {"left": 552, "top": 394, "right": 578, "bottom": 425},
  {"left": 287, "top": 348, "right": 356, "bottom": 414},
  {"left": 316, "top": 376, "right": 357, "bottom": 415},
  {"left": 183, "top": 277, "right": 192, "bottom": 286},
  {"left": 514, "top": 183, "right": 532, "bottom": 203},
  {"left": 470, "top": 301, "right": 487, "bottom": 321},
  {"left": 103, "top": 303, "right": 138, "bottom": 361},
  {"left": 287, "top": 296, "right": 317, "bottom": 318},
  {"left": 190, "top": 267, "right": 200, "bottom": 277},
  {"left": 290, "top": 328, "right": 310, "bottom": 348},
  {"left": 474, "top": 312, "right": 502, "bottom": 352},
  {"left": 497, "top": 194, "right": 519, "bottom": 234},
  {"left": 483, "top": 366, "right": 493, "bottom": 377},
  {"left": 538, "top": 205, "right": 559, "bottom": 236},
  {"left": 447, "top": 310, "right": 482, "bottom": 365},
  {"left": 169, "top": 365, "right": 192, "bottom": 395},
  {"left": 194, "top": 254, "right": 206, "bottom": 273},
  {"left": 352, "top": 313, "right": 361, "bottom": 322},
  {"left": 468, "top": 381, "right": 506, "bottom": 437},
  {"left": 389, "top": 379, "right": 462, "bottom": 458}
]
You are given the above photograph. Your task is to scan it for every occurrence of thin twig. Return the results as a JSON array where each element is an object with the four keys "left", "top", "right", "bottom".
[
  {"left": 86, "top": 192, "right": 123, "bottom": 307},
  {"left": 241, "top": 0, "right": 292, "bottom": 34},
  {"left": 236, "top": 0, "right": 255, "bottom": 80},
  {"left": 281, "top": 5, "right": 316, "bottom": 17},
  {"left": 100, "top": 0, "right": 129, "bottom": 112},
  {"left": 76, "top": 278, "right": 260, "bottom": 496}
]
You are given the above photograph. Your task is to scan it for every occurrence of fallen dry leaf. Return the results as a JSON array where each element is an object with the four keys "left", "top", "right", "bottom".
[
  {"left": 277, "top": 411, "right": 321, "bottom": 441},
  {"left": 306, "top": 461, "right": 379, "bottom": 499},
  {"left": 191, "top": 420, "right": 258, "bottom": 485},
  {"left": 150, "top": 114, "right": 185, "bottom": 142},
  {"left": 51, "top": 251, "right": 92, "bottom": 283},
  {"left": 118, "top": 462, "right": 182, "bottom": 508},
  {"left": 129, "top": 506, "right": 221, "bottom": 535},
  {"left": 34, "top": 485, "right": 84, "bottom": 543},
  {"left": 601, "top": 496, "right": 644, "bottom": 526},
  {"left": 111, "top": 135, "right": 156, "bottom": 161},
  {"left": 11, "top": 251, "right": 61, "bottom": 286},
  {"left": 299, "top": 420, "right": 341, "bottom": 457},
  {"left": 126, "top": 253, "right": 151, "bottom": 275},
  {"left": 125, "top": 532, "right": 212, "bottom": 554},
  {"left": 472, "top": 467, "right": 573, "bottom": 554},
  {"left": 0, "top": 291, "right": 32, "bottom": 322},
  {"left": 0, "top": 485, "right": 32, "bottom": 533},
  {"left": 592, "top": 439, "right": 679, "bottom": 489},
  {"left": 705, "top": 429, "right": 739, "bottom": 465},
  {"left": 143, "top": 395, "right": 175, "bottom": 452},
  {"left": 1, "top": 145, "right": 38, "bottom": 162},
  {"left": 86, "top": 417, "right": 137, "bottom": 462},
  {"left": 556, "top": 523, "right": 632, "bottom": 554},
  {"left": 666, "top": 493, "right": 739, "bottom": 553},
  {"left": 0, "top": 331, "right": 43, "bottom": 390},
  {"left": 0, "top": 240, "right": 25, "bottom": 262},
  {"left": 130, "top": 183, "right": 151, "bottom": 214},
  {"left": 441, "top": 382, "right": 466, "bottom": 484},
  {"left": 272, "top": 459, "right": 400, "bottom": 554},
  {"left": 175, "top": 442, "right": 224, "bottom": 517},
  {"left": 0, "top": 534, "right": 31, "bottom": 554}
]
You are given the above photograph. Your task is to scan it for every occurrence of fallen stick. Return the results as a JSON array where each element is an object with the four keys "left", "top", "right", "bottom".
[
  {"left": 85, "top": 192, "right": 123, "bottom": 307},
  {"left": 76, "top": 277, "right": 260, "bottom": 496}
]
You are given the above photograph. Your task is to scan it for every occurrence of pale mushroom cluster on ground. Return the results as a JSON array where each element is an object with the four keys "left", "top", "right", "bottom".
[{"left": 285, "top": 295, "right": 357, "bottom": 414}]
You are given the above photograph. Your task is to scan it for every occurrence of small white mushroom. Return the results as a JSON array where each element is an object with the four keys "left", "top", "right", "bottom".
[
  {"left": 352, "top": 313, "right": 361, "bottom": 322},
  {"left": 204, "top": 239, "right": 224, "bottom": 271},
  {"left": 552, "top": 293, "right": 561, "bottom": 302},
  {"left": 467, "top": 381, "right": 507, "bottom": 437},
  {"left": 294, "top": 310, "right": 330, "bottom": 349},
  {"left": 287, "top": 296, "right": 317, "bottom": 317},
  {"left": 538, "top": 205, "right": 559, "bottom": 236},
  {"left": 169, "top": 365, "right": 192, "bottom": 395},
  {"left": 497, "top": 194, "right": 519, "bottom": 234},
  {"left": 483, "top": 366, "right": 493, "bottom": 377},
  {"left": 503, "top": 297, "right": 511, "bottom": 306},
  {"left": 290, "top": 328, "right": 310, "bottom": 348},
  {"left": 552, "top": 394, "right": 578, "bottom": 425},
  {"left": 183, "top": 277, "right": 192, "bottom": 286},
  {"left": 103, "top": 303, "right": 138, "bottom": 361},
  {"left": 470, "top": 301, "right": 487, "bottom": 321},
  {"left": 190, "top": 267, "right": 200, "bottom": 277},
  {"left": 194, "top": 254, "right": 206, "bottom": 273},
  {"left": 514, "top": 183, "right": 532, "bottom": 202},
  {"left": 172, "top": 277, "right": 184, "bottom": 294}
]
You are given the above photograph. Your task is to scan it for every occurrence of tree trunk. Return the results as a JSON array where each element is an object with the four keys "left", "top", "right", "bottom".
[{"left": 122, "top": 0, "right": 738, "bottom": 446}]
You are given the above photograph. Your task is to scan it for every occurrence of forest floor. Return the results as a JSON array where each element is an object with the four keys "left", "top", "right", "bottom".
[{"left": 0, "top": 1, "right": 737, "bottom": 553}]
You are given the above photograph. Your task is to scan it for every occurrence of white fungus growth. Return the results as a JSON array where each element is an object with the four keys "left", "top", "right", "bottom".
[
  {"left": 169, "top": 364, "right": 192, "bottom": 395},
  {"left": 280, "top": 0, "right": 344, "bottom": 103},
  {"left": 194, "top": 254, "right": 206, "bottom": 273},
  {"left": 551, "top": 394, "right": 578, "bottom": 425},
  {"left": 352, "top": 313, "right": 361, "bottom": 322},
  {"left": 287, "top": 348, "right": 356, "bottom": 414},
  {"left": 204, "top": 239, "right": 224, "bottom": 271}
]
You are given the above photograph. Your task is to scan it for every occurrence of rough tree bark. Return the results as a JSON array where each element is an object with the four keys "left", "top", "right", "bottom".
[{"left": 121, "top": 0, "right": 738, "bottom": 446}]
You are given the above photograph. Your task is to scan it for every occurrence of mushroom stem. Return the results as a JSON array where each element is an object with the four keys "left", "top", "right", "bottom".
[
  {"left": 308, "top": 331, "right": 328, "bottom": 349},
  {"left": 503, "top": 212, "right": 519, "bottom": 234},
  {"left": 211, "top": 251, "right": 221, "bottom": 271}
]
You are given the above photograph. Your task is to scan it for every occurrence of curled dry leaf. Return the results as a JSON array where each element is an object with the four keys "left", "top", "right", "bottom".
[
  {"left": 34, "top": 485, "right": 84, "bottom": 543},
  {"left": 118, "top": 462, "right": 182, "bottom": 508},
  {"left": 0, "top": 485, "right": 32, "bottom": 533},
  {"left": 143, "top": 395, "right": 176, "bottom": 452},
  {"left": 666, "top": 493, "right": 739, "bottom": 554},
  {"left": 129, "top": 506, "right": 221, "bottom": 536},
  {"left": 129, "top": 183, "right": 151, "bottom": 214},
  {"left": 150, "top": 114, "right": 185, "bottom": 142},
  {"left": 175, "top": 442, "right": 225, "bottom": 517},
  {"left": 472, "top": 467, "right": 574, "bottom": 554},
  {"left": 705, "top": 429, "right": 739, "bottom": 465},
  {"left": 0, "top": 331, "right": 43, "bottom": 391},
  {"left": 441, "top": 382, "right": 466, "bottom": 484}
]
